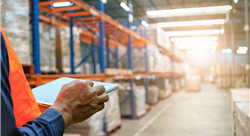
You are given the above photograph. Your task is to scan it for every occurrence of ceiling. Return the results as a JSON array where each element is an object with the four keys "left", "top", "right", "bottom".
[{"left": 40, "top": 0, "right": 250, "bottom": 51}]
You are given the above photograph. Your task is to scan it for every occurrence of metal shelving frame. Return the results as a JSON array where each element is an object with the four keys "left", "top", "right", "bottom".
[{"left": 29, "top": 0, "right": 184, "bottom": 123}]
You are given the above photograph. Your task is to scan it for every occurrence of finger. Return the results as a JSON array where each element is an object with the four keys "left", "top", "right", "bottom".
[
  {"left": 96, "top": 94, "right": 109, "bottom": 104},
  {"left": 84, "top": 80, "right": 94, "bottom": 87},
  {"left": 96, "top": 103, "right": 105, "bottom": 111},
  {"left": 92, "top": 85, "right": 105, "bottom": 95}
]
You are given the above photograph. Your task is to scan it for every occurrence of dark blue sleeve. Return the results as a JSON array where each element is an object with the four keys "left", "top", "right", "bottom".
[{"left": 1, "top": 32, "right": 65, "bottom": 136}]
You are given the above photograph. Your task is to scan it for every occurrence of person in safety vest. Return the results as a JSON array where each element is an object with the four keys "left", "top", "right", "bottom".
[{"left": 1, "top": 28, "right": 109, "bottom": 136}]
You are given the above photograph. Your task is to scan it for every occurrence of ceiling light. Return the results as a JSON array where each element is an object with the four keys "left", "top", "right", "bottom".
[
  {"left": 158, "top": 19, "right": 225, "bottom": 27},
  {"left": 234, "top": 0, "right": 238, "bottom": 3},
  {"left": 222, "top": 49, "right": 232, "bottom": 54},
  {"left": 177, "top": 45, "right": 216, "bottom": 50},
  {"left": 174, "top": 41, "right": 218, "bottom": 46},
  {"left": 238, "top": 46, "right": 248, "bottom": 51},
  {"left": 141, "top": 20, "right": 148, "bottom": 27},
  {"left": 171, "top": 36, "right": 218, "bottom": 42},
  {"left": 146, "top": 5, "right": 232, "bottom": 18},
  {"left": 237, "top": 49, "right": 247, "bottom": 54},
  {"left": 166, "top": 29, "right": 224, "bottom": 36},
  {"left": 53, "top": 2, "right": 72, "bottom": 7},
  {"left": 120, "top": 2, "right": 129, "bottom": 12}
]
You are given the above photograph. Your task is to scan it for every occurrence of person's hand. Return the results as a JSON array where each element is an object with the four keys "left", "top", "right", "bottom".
[{"left": 50, "top": 80, "right": 109, "bottom": 128}]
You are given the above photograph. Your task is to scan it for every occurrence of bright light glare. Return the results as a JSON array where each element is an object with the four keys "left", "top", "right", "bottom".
[
  {"left": 234, "top": 0, "right": 238, "bottom": 3},
  {"left": 171, "top": 36, "right": 218, "bottom": 42},
  {"left": 178, "top": 45, "right": 216, "bottom": 50},
  {"left": 166, "top": 29, "right": 224, "bottom": 36},
  {"left": 157, "top": 19, "right": 225, "bottom": 27},
  {"left": 238, "top": 46, "right": 248, "bottom": 51},
  {"left": 222, "top": 49, "right": 232, "bottom": 54},
  {"left": 187, "top": 50, "right": 196, "bottom": 54},
  {"left": 174, "top": 41, "right": 218, "bottom": 47},
  {"left": 120, "top": 2, "right": 129, "bottom": 12},
  {"left": 237, "top": 50, "right": 247, "bottom": 54},
  {"left": 53, "top": 2, "right": 72, "bottom": 7},
  {"left": 146, "top": 5, "right": 232, "bottom": 18},
  {"left": 141, "top": 20, "right": 149, "bottom": 27}
]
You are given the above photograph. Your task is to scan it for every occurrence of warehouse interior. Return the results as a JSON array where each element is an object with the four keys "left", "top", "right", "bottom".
[{"left": 1, "top": 0, "right": 249, "bottom": 136}]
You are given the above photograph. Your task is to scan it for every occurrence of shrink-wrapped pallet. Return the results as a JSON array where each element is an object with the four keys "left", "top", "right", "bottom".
[
  {"left": 1, "top": 0, "right": 31, "bottom": 64},
  {"left": 137, "top": 24, "right": 171, "bottom": 51},
  {"left": 39, "top": 23, "right": 56, "bottom": 71},
  {"left": 65, "top": 110, "right": 105, "bottom": 136},
  {"left": 149, "top": 85, "right": 159, "bottom": 104},
  {"left": 119, "top": 84, "right": 146, "bottom": 117},
  {"left": 60, "top": 26, "right": 82, "bottom": 73},
  {"left": 105, "top": 90, "right": 121, "bottom": 132},
  {"left": 230, "top": 88, "right": 250, "bottom": 136},
  {"left": 235, "top": 102, "right": 249, "bottom": 136}
]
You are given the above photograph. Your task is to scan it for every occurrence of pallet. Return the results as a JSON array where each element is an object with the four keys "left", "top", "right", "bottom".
[
  {"left": 160, "top": 94, "right": 172, "bottom": 101},
  {"left": 187, "top": 89, "right": 201, "bottom": 92},
  {"left": 106, "top": 125, "right": 121, "bottom": 136},
  {"left": 150, "top": 101, "right": 158, "bottom": 106}
]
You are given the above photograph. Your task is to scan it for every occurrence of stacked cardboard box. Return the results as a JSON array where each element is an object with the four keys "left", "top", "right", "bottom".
[
  {"left": 216, "top": 65, "right": 231, "bottom": 88},
  {"left": 230, "top": 88, "right": 250, "bottom": 136},
  {"left": 105, "top": 69, "right": 133, "bottom": 76},
  {"left": 105, "top": 90, "right": 121, "bottom": 132},
  {"left": 158, "top": 79, "right": 172, "bottom": 99},
  {"left": 186, "top": 76, "right": 201, "bottom": 92},
  {"left": 1, "top": 0, "right": 30, "bottom": 64},
  {"left": 118, "top": 84, "right": 146, "bottom": 117}
]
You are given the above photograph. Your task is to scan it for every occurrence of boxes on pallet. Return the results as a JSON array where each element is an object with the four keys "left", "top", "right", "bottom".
[
  {"left": 1, "top": 0, "right": 31, "bottom": 64},
  {"left": 119, "top": 84, "right": 146, "bottom": 117},
  {"left": 105, "top": 90, "right": 121, "bottom": 132},
  {"left": 137, "top": 24, "right": 171, "bottom": 51},
  {"left": 230, "top": 88, "right": 250, "bottom": 136},
  {"left": 158, "top": 79, "right": 172, "bottom": 99},
  {"left": 186, "top": 76, "right": 201, "bottom": 92},
  {"left": 39, "top": 23, "right": 56, "bottom": 72},
  {"left": 149, "top": 85, "right": 159, "bottom": 104},
  {"left": 235, "top": 102, "right": 249, "bottom": 136},
  {"left": 64, "top": 110, "right": 105, "bottom": 136},
  {"left": 60, "top": 26, "right": 82, "bottom": 73}
]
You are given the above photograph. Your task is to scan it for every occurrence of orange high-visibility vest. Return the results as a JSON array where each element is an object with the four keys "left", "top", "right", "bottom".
[{"left": 1, "top": 28, "right": 40, "bottom": 127}]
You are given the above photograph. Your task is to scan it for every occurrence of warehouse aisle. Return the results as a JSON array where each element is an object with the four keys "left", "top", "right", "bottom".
[{"left": 113, "top": 84, "right": 232, "bottom": 136}]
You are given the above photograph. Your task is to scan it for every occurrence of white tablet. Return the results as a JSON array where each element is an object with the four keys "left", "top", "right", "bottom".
[{"left": 32, "top": 77, "right": 119, "bottom": 106}]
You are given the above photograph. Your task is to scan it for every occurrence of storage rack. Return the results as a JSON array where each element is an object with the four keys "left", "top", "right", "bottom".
[{"left": 29, "top": 0, "right": 184, "bottom": 122}]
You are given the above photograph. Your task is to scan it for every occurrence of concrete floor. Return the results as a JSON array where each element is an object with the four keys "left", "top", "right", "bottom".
[{"left": 113, "top": 84, "right": 232, "bottom": 136}]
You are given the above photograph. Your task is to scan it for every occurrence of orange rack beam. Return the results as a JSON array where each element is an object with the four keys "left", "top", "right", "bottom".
[{"left": 27, "top": 72, "right": 184, "bottom": 87}]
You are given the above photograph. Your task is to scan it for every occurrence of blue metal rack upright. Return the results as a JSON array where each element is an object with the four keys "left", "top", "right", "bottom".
[
  {"left": 99, "top": 0, "right": 105, "bottom": 74},
  {"left": 31, "top": 0, "right": 41, "bottom": 74},
  {"left": 126, "top": 0, "right": 135, "bottom": 120}
]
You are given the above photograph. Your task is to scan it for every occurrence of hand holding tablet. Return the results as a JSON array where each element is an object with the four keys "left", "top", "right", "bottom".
[{"left": 32, "top": 77, "right": 119, "bottom": 128}]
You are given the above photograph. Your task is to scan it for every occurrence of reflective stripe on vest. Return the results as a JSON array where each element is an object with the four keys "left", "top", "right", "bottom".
[{"left": 1, "top": 28, "right": 40, "bottom": 127}]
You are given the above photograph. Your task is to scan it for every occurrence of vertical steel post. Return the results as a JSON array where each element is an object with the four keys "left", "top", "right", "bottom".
[
  {"left": 245, "top": 0, "right": 250, "bottom": 87},
  {"left": 99, "top": 0, "right": 105, "bottom": 73},
  {"left": 31, "top": 0, "right": 41, "bottom": 74},
  {"left": 144, "top": 24, "right": 150, "bottom": 104},
  {"left": 106, "top": 35, "right": 110, "bottom": 68},
  {"left": 126, "top": 0, "right": 135, "bottom": 119},
  {"left": 230, "top": 13, "right": 235, "bottom": 88},
  {"left": 92, "top": 38, "right": 96, "bottom": 74},
  {"left": 115, "top": 47, "right": 119, "bottom": 68},
  {"left": 172, "top": 43, "right": 176, "bottom": 91},
  {"left": 69, "top": 17, "right": 74, "bottom": 74}
]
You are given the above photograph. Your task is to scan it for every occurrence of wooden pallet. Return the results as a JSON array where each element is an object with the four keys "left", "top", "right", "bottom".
[
  {"left": 106, "top": 125, "right": 122, "bottom": 136},
  {"left": 121, "top": 106, "right": 151, "bottom": 120},
  {"left": 150, "top": 101, "right": 158, "bottom": 106},
  {"left": 160, "top": 94, "right": 172, "bottom": 101}
]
